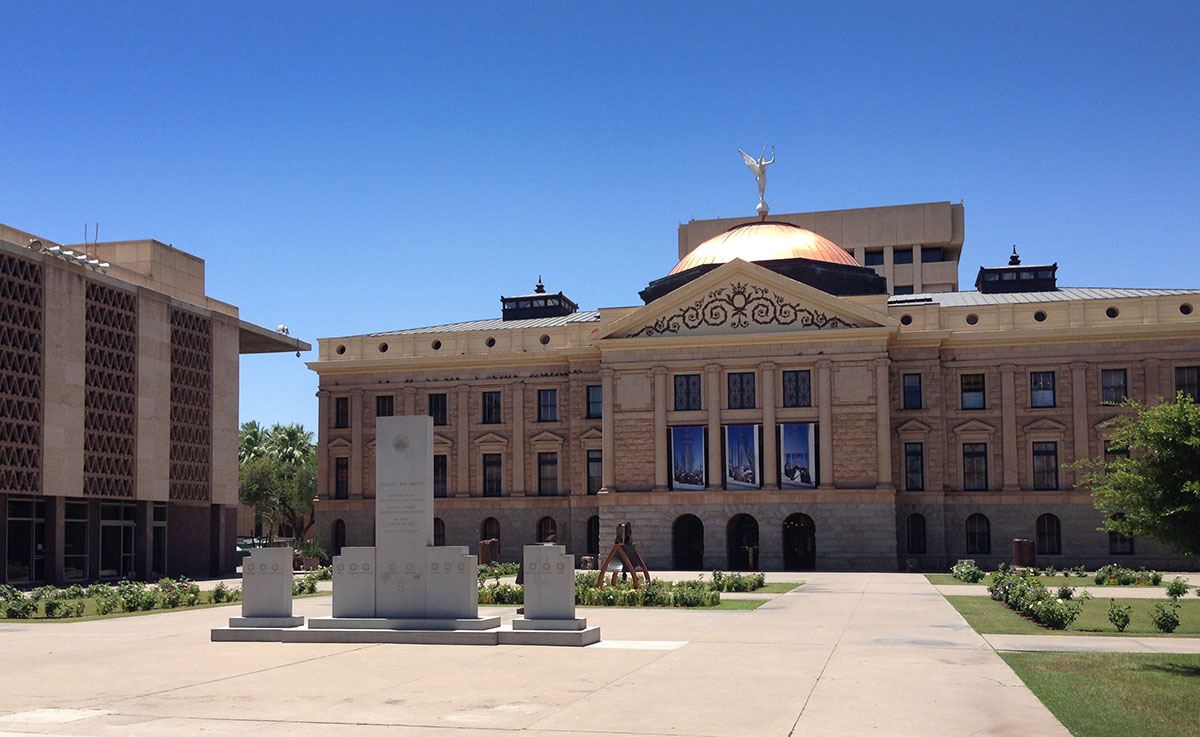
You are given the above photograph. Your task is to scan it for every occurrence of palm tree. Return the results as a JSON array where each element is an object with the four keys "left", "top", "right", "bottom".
[
  {"left": 238, "top": 421, "right": 271, "bottom": 464},
  {"left": 268, "top": 423, "right": 315, "bottom": 465}
]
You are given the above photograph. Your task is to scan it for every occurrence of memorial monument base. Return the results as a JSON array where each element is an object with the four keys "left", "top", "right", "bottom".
[
  {"left": 498, "top": 624, "right": 602, "bottom": 647},
  {"left": 227, "top": 615, "right": 305, "bottom": 628},
  {"left": 211, "top": 619, "right": 598, "bottom": 646},
  {"left": 511, "top": 617, "right": 589, "bottom": 631},
  {"left": 307, "top": 615, "right": 501, "bottom": 630}
]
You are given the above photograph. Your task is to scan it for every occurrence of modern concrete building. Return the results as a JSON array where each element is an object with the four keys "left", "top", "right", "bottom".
[
  {"left": 309, "top": 202, "right": 1199, "bottom": 572},
  {"left": 0, "top": 224, "right": 308, "bottom": 586}
]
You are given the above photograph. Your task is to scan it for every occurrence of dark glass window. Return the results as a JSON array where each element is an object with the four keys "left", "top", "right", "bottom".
[
  {"left": 728, "top": 372, "right": 755, "bottom": 409},
  {"left": 151, "top": 502, "right": 167, "bottom": 577},
  {"left": 586, "top": 515, "right": 600, "bottom": 556},
  {"left": 782, "top": 370, "right": 811, "bottom": 408},
  {"left": 963, "top": 443, "right": 988, "bottom": 491},
  {"left": 905, "top": 442, "right": 925, "bottom": 491},
  {"left": 1036, "top": 513, "right": 1061, "bottom": 555},
  {"left": 587, "top": 449, "right": 602, "bottom": 494},
  {"left": 537, "top": 452, "right": 558, "bottom": 496},
  {"left": 921, "top": 247, "right": 944, "bottom": 263},
  {"left": 906, "top": 513, "right": 927, "bottom": 555},
  {"left": 375, "top": 394, "right": 393, "bottom": 417},
  {"left": 334, "top": 457, "right": 349, "bottom": 499},
  {"left": 64, "top": 501, "right": 89, "bottom": 581},
  {"left": 893, "top": 285, "right": 914, "bottom": 295},
  {"left": 482, "top": 391, "right": 502, "bottom": 424},
  {"left": 428, "top": 393, "right": 447, "bottom": 425},
  {"left": 1108, "top": 514, "right": 1134, "bottom": 555},
  {"left": 674, "top": 374, "right": 702, "bottom": 411},
  {"left": 1033, "top": 442, "right": 1058, "bottom": 490},
  {"left": 433, "top": 455, "right": 447, "bottom": 498},
  {"left": 483, "top": 454, "right": 502, "bottom": 496},
  {"left": 961, "top": 374, "right": 985, "bottom": 410},
  {"left": 334, "top": 397, "right": 349, "bottom": 428},
  {"left": 99, "top": 502, "right": 136, "bottom": 579},
  {"left": 586, "top": 385, "right": 602, "bottom": 418},
  {"left": 433, "top": 518, "right": 445, "bottom": 546},
  {"left": 1175, "top": 366, "right": 1199, "bottom": 402},
  {"left": 7, "top": 498, "right": 46, "bottom": 584},
  {"left": 864, "top": 250, "right": 884, "bottom": 266},
  {"left": 1031, "top": 371, "right": 1056, "bottom": 408},
  {"left": 965, "top": 513, "right": 991, "bottom": 554},
  {"left": 902, "top": 373, "right": 922, "bottom": 410},
  {"left": 1101, "top": 369, "right": 1128, "bottom": 404},
  {"left": 537, "top": 389, "right": 557, "bottom": 422},
  {"left": 893, "top": 248, "right": 914, "bottom": 265},
  {"left": 1105, "top": 444, "right": 1130, "bottom": 465}
]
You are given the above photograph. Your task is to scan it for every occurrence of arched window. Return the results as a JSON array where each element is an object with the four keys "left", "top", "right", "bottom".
[
  {"left": 537, "top": 516, "right": 557, "bottom": 543},
  {"left": 1108, "top": 513, "right": 1134, "bottom": 555},
  {"left": 672, "top": 514, "right": 704, "bottom": 570},
  {"left": 332, "top": 519, "right": 346, "bottom": 558},
  {"left": 433, "top": 517, "right": 446, "bottom": 546},
  {"left": 965, "top": 513, "right": 990, "bottom": 554},
  {"left": 481, "top": 517, "right": 500, "bottom": 545},
  {"left": 906, "top": 513, "right": 927, "bottom": 555},
  {"left": 586, "top": 515, "right": 600, "bottom": 557},
  {"left": 1035, "top": 513, "right": 1061, "bottom": 555},
  {"left": 726, "top": 513, "right": 760, "bottom": 570},
  {"left": 782, "top": 513, "right": 815, "bottom": 571}
]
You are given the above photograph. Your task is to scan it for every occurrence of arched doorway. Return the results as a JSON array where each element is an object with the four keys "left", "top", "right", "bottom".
[
  {"left": 481, "top": 517, "right": 500, "bottom": 546},
  {"left": 782, "top": 513, "right": 815, "bottom": 571},
  {"left": 537, "top": 516, "right": 557, "bottom": 543},
  {"left": 433, "top": 518, "right": 446, "bottom": 546},
  {"left": 586, "top": 515, "right": 600, "bottom": 557},
  {"left": 332, "top": 519, "right": 346, "bottom": 558},
  {"left": 726, "top": 513, "right": 759, "bottom": 570},
  {"left": 672, "top": 514, "right": 704, "bottom": 570}
]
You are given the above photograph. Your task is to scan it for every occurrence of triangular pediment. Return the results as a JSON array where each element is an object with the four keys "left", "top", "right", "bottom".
[
  {"left": 328, "top": 437, "right": 352, "bottom": 450},
  {"left": 953, "top": 419, "right": 997, "bottom": 436},
  {"left": 1023, "top": 418, "right": 1068, "bottom": 434},
  {"left": 473, "top": 431, "right": 509, "bottom": 447},
  {"left": 896, "top": 419, "right": 933, "bottom": 435},
  {"left": 433, "top": 432, "right": 455, "bottom": 449},
  {"left": 529, "top": 430, "right": 565, "bottom": 445},
  {"left": 577, "top": 427, "right": 603, "bottom": 441},
  {"left": 600, "top": 259, "right": 893, "bottom": 340}
]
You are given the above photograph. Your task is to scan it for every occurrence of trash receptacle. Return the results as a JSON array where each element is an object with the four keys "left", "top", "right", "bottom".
[{"left": 1012, "top": 538, "right": 1036, "bottom": 568}]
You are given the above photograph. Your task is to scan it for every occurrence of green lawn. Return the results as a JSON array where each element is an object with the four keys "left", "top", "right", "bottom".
[
  {"left": 946, "top": 595, "right": 1200, "bottom": 636},
  {"left": 926, "top": 573, "right": 996, "bottom": 586},
  {"left": 1001, "top": 653, "right": 1200, "bottom": 737},
  {"left": 754, "top": 581, "right": 802, "bottom": 594},
  {"left": 926, "top": 573, "right": 1166, "bottom": 587}
]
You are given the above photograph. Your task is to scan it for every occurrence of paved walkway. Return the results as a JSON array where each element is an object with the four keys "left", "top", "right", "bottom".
[
  {"left": 0, "top": 572, "right": 1069, "bottom": 737},
  {"left": 985, "top": 633, "right": 1200, "bottom": 653}
]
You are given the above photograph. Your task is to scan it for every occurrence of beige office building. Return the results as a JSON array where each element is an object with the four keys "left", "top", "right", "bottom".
[
  {"left": 310, "top": 202, "right": 1199, "bottom": 571},
  {"left": 0, "top": 224, "right": 307, "bottom": 586}
]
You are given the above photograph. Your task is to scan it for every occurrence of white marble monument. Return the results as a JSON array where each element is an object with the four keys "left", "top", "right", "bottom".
[
  {"left": 503, "top": 544, "right": 599, "bottom": 645},
  {"left": 227, "top": 547, "right": 303, "bottom": 628}
]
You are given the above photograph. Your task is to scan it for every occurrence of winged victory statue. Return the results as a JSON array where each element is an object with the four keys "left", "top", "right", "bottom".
[{"left": 739, "top": 145, "right": 775, "bottom": 215}]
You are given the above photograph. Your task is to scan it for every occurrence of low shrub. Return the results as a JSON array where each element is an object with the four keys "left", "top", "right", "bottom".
[
  {"left": 951, "top": 560, "right": 986, "bottom": 583},
  {"left": 988, "top": 567, "right": 1088, "bottom": 630},
  {"left": 1166, "top": 577, "right": 1191, "bottom": 600},
  {"left": 212, "top": 581, "right": 232, "bottom": 603},
  {"left": 1107, "top": 599, "right": 1132, "bottom": 632},
  {"left": 1070, "top": 565, "right": 1087, "bottom": 578},
  {"left": 1056, "top": 585, "right": 1075, "bottom": 601},
  {"left": 708, "top": 571, "right": 766, "bottom": 592},
  {"left": 478, "top": 562, "right": 520, "bottom": 580},
  {"left": 1094, "top": 563, "right": 1161, "bottom": 586},
  {"left": 292, "top": 573, "right": 319, "bottom": 596},
  {"left": 1, "top": 593, "right": 35, "bottom": 619},
  {"left": 1152, "top": 601, "right": 1180, "bottom": 633}
]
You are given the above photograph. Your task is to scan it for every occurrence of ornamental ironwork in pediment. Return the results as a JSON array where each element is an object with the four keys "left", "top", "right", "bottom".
[{"left": 629, "top": 282, "right": 859, "bottom": 337}]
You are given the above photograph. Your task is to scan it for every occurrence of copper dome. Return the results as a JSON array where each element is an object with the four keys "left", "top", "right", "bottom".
[{"left": 670, "top": 221, "right": 858, "bottom": 275}]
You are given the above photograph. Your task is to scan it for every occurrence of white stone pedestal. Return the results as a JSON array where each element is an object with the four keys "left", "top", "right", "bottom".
[{"left": 505, "top": 544, "right": 600, "bottom": 646}]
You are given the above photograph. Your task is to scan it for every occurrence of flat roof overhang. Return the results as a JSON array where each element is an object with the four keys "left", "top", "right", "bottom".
[{"left": 239, "top": 320, "right": 311, "bottom": 354}]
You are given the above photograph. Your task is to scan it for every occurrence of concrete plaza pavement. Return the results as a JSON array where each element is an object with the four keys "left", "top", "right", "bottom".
[{"left": 0, "top": 572, "right": 1069, "bottom": 737}]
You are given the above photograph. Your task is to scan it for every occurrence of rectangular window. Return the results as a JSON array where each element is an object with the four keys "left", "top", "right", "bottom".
[
  {"left": 483, "top": 454, "right": 502, "bottom": 497},
  {"left": 375, "top": 394, "right": 393, "bottom": 418},
  {"left": 1031, "top": 371, "right": 1056, "bottom": 408},
  {"left": 892, "top": 285, "right": 914, "bottom": 295},
  {"left": 904, "top": 442, "right": 925, "bottom": 491},
  {"left": 1033, "top": 442, "right": 1059, "bottom": 490},
  {"left": 727, "top": 371, "right": 755, "bottom": 409},
  {"left": 893, "top": 248, "right": 914, "bottom": 265},
  {"left": 151, "top": 502, "right": 167, "bottom": 578},
  {"left": 921, "top": 247, "right": 944, "bottom": 263},
  {"left": 864, "top": 250, "right": 884, "bottom": 266},
  {"left": 428, "top": 393, "right": 447, "bottom": 426},
  {"left": 1105, "top": 445, "right": 1130, "bottom": 465},
  {"left": 63, "top": 501, "right": 89, "bottom": 581},
  {"left": 537, "top": 452, "right": 558, "bottom": 496},
  {"left": 902, "top": 373, "right": 922, "bottom": 410},
  {"left": 1101, "top": 369, "right": 1128, "bottom": 404},
  {"left": 334, "top": 397, "right": 349, "bottom": 428},
  {"left": 674, "top": 374, "right": 702, "bottom": 411},
  {"left": 586, "top": 385, "right": 602, "bottom": 418},
  {"left": 99, "top": 502, "right": 136, "bottom": 579},
  {"left": 334, "top": 458, "right": 349, "bottom": 499},
  {"left": 961, "top": 374, "right": 985, "bottom": 410},
  {"left": 537, "top": 389, "right": 557, "bottom": 422},
  {"left": 963, "top": 443, "right": 988, "bottom": 491},
  {"left": 782, "top": 370, "right": 812, "bottom": 408},
  {"left": 1175, "top": 366, "right": 1200, "bottom": 402},
  {"left": 6, "top": 498, "right": 46, "bottom": 584},
  {"left": 433, "top": 455, "right": 447, "bottom": 498},
  {"left": 482, "top": 391, "right": 502, "bottom": 424},
  {"left": 587, "top": 449, "right": 602, "bottom": 494}
]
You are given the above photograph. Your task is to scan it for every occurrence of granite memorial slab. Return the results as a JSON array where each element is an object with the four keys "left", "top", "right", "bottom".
[{"left": 227, "top": 547, "right": 304, "bottom": 628}]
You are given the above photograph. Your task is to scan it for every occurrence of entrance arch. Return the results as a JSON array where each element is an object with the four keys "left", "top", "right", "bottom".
[
  {"left": 332, "top": 519, "right": 346, "bottom": 558},
  {"left": 672, "top": 514, "right": 704, "bottom": 570},
  {"left": 726, "top": 513, "right": 759, "bottom": 570},
  {"left": 782, "top": 513, "right": 815, "bottom": 571}
]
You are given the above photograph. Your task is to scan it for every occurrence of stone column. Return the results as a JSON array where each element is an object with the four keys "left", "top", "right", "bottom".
[
  {"left": 706, "top": 364, "right": 722, "bottom": 490},
  {"left": 1070, "top": 362, "right": 1090, "bottom": 469},
  {"left": 1144, "top": 358, "right": 1162, "bottom": 405},
  {"left": 349, "top": 388, "right": 364, "bottom": 498},
  {"left": 600, "top": 369, "right": 615, "bottom": 492},
  {"left": 511, "top": 381, "right": 526, "bottom": 496},
  {"left": 456, "top": 384, "right": 471, "bottom": 497},
  {"left": 999, "top": 365, "right": 1019, "bottom": 490},
  {"left": 316, "top": 390, "right": 330, "bottom": 500},
  {"left": 816, "top": 360, "right": 833, "bottom": 489},
  {"left": 652, "top": 367, "right": 668, "bottom": 491},
  {"left": 760, "top": 362, "right": 777, "bottom": 489},
  {"left": 402, "top": 386, "right": 416, "bottom": 416},
  {"left": 874, "top": 357, "right": 893, "bottom": 490}
]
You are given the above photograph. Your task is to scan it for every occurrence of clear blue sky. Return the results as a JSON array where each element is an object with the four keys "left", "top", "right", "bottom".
[{"left": 3, "top": 3, "right": 1197, "bottom": 432}]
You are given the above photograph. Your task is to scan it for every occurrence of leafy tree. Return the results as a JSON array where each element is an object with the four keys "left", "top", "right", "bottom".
[
  {"left": 238, "top": 455, "right": 287, "bottom": 542},
  {"left": 1073, "top": 393, "right": 1200, "bottom": 556},
  {"left": 237, "top": 422, "right": 318, "bottom": 543}
]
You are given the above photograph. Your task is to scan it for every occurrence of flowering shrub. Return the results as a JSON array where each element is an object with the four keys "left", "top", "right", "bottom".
[
  {"left": 1152, "top": 602, "right": 1181, "bottom": 633},
  {"left": 709, "top": 571, "right": 766, "bottom": 592},
  {"left": 0, "top": 585, "right": 35, "bottom": 619},
  {"left": 1165, "top": 577, "right": 1191, "bottom": 600},
  {"left": 1107, "top": 600, "right": 1132, "bottom": 632},
  {"left": 951, "top": 560, "right": 986, "bottom": 583},
  {"left": 988, "top": 567, "right": 1089, "bottom": 630},
  {"left": 1094, "top": 564, "right": 1162, "bottom": 586},
  {"left": 566, "top": 573, "right": 722, "bottom": 608}
]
